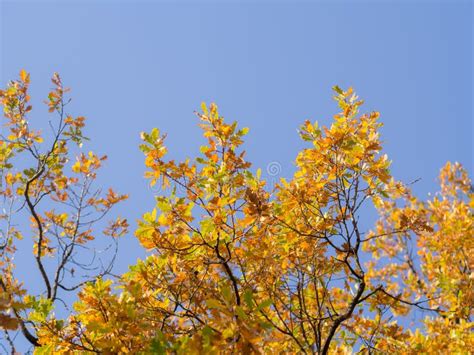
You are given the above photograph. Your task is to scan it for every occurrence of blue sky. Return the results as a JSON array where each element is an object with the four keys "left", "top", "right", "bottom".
[{"left": 1, "top": 0, "right": 472, "bottom": 351}]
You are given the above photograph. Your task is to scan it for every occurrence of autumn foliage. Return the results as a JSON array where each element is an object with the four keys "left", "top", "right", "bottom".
[{"left": 0, "top": 71, "right": 472, "bottom": 353}]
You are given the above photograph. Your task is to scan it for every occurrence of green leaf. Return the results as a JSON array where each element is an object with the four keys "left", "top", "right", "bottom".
[
  {"left": 29, "top": 297, "right": 53, "bottom": 323},
  {"left": 333, "top": 85, "right": 343, "bottom": 95},
  {"left": 221, "top": 285, "right": 233, "bottom": 304},
  {"left": 201, "top": 219, "right": 215, "bottom": 236},
  {"left": 35, "top": 344, "right": 55, "bottom": 355},
  {"left": 240, "top": 127, "right": 250, "bottom": 135},
  {"left": 206, "top": 299, "right": 223, "bottom": 310},
  {"left": 243, "top": 289, "right": 254, "bottom": 309},
  {"left": 257, "top": 299, "right": 273, "bottom": 310},
  {"left": 235, "top": 306, "right": 248, "bottom": 320}
]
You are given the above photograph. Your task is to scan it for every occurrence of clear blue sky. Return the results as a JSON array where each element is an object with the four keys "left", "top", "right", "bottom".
[{"left": 1, "top": 0, "right": 472, "bottom": 351}]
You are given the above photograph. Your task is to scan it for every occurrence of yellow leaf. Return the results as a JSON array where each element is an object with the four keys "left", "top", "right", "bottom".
[{"left": 20, "top": 69, "right": 29, "bottom": 82}]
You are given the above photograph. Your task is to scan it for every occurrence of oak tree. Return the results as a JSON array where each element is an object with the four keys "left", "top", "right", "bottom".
[
  {"left": 1, "top": 71, "right": 472, "bottom": 354},
  {"left": 0, "top": 71, "right": 128, "bottom": 352}
]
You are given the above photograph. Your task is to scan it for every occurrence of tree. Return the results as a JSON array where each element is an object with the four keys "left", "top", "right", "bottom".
[
  {"left": 1, "top": 71, "right": 472, "bottom": 353},
  {"left": 0, "top": 71, "right": 128, "bottom": 352}
]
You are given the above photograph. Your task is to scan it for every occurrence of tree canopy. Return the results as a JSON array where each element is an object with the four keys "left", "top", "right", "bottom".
[{"left": 1, "top": 71, "right": 472, "bottom": 354}]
